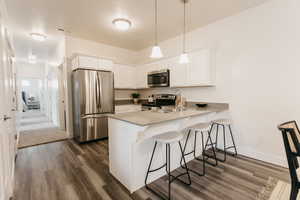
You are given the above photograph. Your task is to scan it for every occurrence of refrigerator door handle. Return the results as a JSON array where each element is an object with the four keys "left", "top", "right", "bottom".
[
  {"left": 95, "top": 73, "right": 99, "bottom": 109},
  {"left": 96, "top": 72, "right": 102, "bottom": 109},
  {"left": 99, "top": 73, "right": 103, "bottom": 110}
]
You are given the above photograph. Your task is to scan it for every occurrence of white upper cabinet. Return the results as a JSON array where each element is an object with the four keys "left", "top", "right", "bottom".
[
  {"left": 134, "top": 49, "right": 214, "bottom": 88},
  {"left": 72, "top": 55, "right": 98, "bottom": 70},
  {"left": 72, "top": 55, "right": 114, "bottom": 71},
  {"left": 170, "top": 49, "right": 214, "bottom": 87},
  {"left": 187, "top": 49, "right": 212, "bottom": 85},
  {"left": 113, "top": 64, "right": 136, "bottom": 89},
  {"left": 135, "top": 65, "right": 148, "bottom": 89},
  {"left": 72, "top": 49, "right": 214, "bottom": 89},
  {"left": 168, "top": 57, "right": 188, "bottom": 87},
  {"left": 100, "top": 59, "right": 114, "bottom": 71}
]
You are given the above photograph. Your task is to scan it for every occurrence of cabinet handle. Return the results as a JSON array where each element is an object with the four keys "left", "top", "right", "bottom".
[{"left": 2, "top": 115, "right": 12, "bottom": 121}]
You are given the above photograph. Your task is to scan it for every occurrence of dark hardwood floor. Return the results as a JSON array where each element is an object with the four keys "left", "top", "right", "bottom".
[{"left": 14, "top": 139, "right": 290, "bottom": 200}]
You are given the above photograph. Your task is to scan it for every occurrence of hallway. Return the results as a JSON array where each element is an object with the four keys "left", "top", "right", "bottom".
[
  {"left": 18, "top": 110, "right": 68, "bottom": 148},
  {"left": 20, "top": 110, "right": 56, "bottom": 131}
]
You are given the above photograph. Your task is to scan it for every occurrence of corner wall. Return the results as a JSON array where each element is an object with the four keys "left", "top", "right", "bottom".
[{"left": 136, "top": 0, "right": 300, "bottom": 167}]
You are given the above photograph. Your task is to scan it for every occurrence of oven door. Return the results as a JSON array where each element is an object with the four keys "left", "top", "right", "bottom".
[{"left": 148, "top": 69, "right": 169, "bottom": 87}]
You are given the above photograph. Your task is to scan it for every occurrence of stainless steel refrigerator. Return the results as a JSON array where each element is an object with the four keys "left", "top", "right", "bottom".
[{"left": 72, "top": 69, "right": 114, "bottom": 143}]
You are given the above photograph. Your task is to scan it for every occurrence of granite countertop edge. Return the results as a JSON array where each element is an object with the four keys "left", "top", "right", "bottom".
[{"left": 108, "top": 103, "right": 229, "bottom": 126}]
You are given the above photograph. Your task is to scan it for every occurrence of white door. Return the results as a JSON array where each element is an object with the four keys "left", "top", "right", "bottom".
[
  {"left": 58, "top": 65, "right": 66, "bottom": 130},
  {"left": 0, "top": 24, "right": 17, "bottom": 200}
]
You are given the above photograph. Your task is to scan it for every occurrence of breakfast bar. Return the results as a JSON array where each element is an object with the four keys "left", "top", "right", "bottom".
[{"left": 108, "top": 103, "right": 229, "bottom": 193}]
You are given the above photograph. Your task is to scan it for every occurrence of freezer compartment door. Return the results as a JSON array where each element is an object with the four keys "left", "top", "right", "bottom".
[{"left": 75, "top": 115, "right": 108, "bottom": 143}]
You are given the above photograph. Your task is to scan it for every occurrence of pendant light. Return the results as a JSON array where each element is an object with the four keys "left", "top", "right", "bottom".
[
  {"left": 179, "top": 0, "right": 189, "bottom": 64},
  {"left": 150, "top": 0, "right": 163, "bottom": 58}
]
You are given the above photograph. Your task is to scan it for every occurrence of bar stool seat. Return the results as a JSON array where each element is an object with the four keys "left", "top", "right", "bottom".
[
  {"left": 189, "top": 122, "right": 211, "bottom": 132},
  {"left": 155, "top": 131, "right": 184, "bottom": 144},
  {"left": 213, "top": 119, "right": 231, "bottom": 125}
]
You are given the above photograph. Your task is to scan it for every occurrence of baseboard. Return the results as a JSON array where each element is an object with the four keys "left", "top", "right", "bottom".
[{"left": 238, "top": 147, "right": 287, "bottom": 168}]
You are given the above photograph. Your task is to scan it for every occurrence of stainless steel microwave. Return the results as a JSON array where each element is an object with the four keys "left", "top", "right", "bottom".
[{"left": 147, "top": 69, "right": 170, "bottom": 87}]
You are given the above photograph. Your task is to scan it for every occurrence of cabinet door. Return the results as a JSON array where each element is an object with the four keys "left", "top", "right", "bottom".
[
  {"left": 169, "top": 57, "right": 188, "bottom": 87},
  {"left": 113, "top": 65, "right": 136, "bottom": 89},
  {"left": 187, "top": 49, "right": 211, "bottom": 85},
  {"left": 100, "top": 59, "right": 114, "bottom": 71},
  {"left": 78, "top": 55, "right": 99, "bottom": 69},
  {"left": 113, "top": 64, "right": 122, "bottom": 88},
  {"left": 126, "top": 66, "right": 136, "bottom": 88},
  {"left": 136, "top": 65, "right": 147, "bottom": 89}
]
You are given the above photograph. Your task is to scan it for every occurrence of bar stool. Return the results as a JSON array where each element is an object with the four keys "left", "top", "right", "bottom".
[
  {"left": 145, "top": 131, "right": 191, "bottom": 200},
  {"left": 180, "top": 122, "right": 218, "bottom": 176},
  {"left": 211, "top": 119, "right": 238, "bottom": 162}
]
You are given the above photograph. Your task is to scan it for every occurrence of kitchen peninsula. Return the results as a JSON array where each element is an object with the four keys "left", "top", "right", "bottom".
[{"left": 108, "top": 103, "right": 229, "bottom": 193}]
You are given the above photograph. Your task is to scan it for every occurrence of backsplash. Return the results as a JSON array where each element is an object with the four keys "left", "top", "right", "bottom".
[{"left": 114, "top": 89, "right": 137, "bottom": 99}]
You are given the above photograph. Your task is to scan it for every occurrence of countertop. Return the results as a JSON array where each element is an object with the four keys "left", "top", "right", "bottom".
[{"left": 109, "top": 103, "right": 229, "bottom": 126}]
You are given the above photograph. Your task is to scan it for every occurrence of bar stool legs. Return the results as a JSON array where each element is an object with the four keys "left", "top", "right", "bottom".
[
  {"left": 145, "top": 141, "right": 191, "bottom": 200},
  {"left": 180, "top": 128, "right": 218, "bottom": 176},
  {"left": 213, "top": 123, "right": 238, "bottom": 162}
]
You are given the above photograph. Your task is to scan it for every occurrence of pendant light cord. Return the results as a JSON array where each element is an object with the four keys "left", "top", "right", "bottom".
[
  {"left": 155, "top": 0, "right": 158, "bottom": 45},
  {"left": 183, "top": 0, "right": 186, "bottom": 53}
]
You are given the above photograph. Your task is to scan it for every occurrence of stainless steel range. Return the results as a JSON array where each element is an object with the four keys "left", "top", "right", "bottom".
[{"left": 142, "top": 94, "right": 176, "bottom": 111}]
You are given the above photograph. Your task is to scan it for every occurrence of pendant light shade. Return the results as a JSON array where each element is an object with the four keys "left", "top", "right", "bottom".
[
  {"left": 150, "top": 0, "right": 163, "bottom": 58},
  {"left": 179, "top": 0, "right": 189, "bottom": 64},
  {"left": 179, "top": 53, "right": 189, "bottom": 64},
  {"left": 150, "top": 45, "right": 163, "bottom": 58}
]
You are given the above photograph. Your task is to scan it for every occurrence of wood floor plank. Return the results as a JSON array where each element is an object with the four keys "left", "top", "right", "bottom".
[{"left": 14, "top": 139, "right": 290, "bottom": 200}]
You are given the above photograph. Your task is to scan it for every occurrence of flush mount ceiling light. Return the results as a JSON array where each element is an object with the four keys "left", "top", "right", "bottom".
[
  {"left": 28, "top": 54, "right": 37, "bottom": 64},
  {"left": 112, "top": 18, "right": 132, "bottom": 31},
  {"left": 30, "top": 33, "right": 47, "bottom": 41},
  {"left": 179, "top": 0, "right": 189, "bottom": 64},
  {"left": 150, "top": 0, "right": 163, "bottom": 58}
]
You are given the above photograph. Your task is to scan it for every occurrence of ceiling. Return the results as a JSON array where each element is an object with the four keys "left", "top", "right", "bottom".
[{"left": 6, "top": 0, "right": 269, "bottom": 62}]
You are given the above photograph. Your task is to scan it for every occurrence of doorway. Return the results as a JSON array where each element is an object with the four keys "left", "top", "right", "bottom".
[{"left": 17, "top": 63, "right": 68, "bottom": 148}]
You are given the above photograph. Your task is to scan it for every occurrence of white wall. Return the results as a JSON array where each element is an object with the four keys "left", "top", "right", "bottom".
[
  {"left": 17, "top": 62, "right": 45, "bottom": 79},
  {"left": 45, "top": 65, "right": 59, "bottom": 126},
  {"left": 136, "top": 0, "right": 300, "bottom": 167},
  {"left": 65, "top": 36, "right": 139, "bottom": 65}
]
